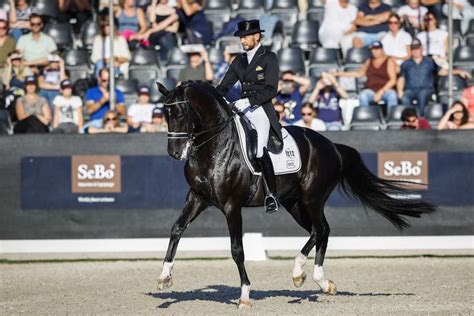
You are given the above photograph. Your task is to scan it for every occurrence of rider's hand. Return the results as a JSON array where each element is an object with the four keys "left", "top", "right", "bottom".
[{"left": 234, "top": 98, "right": 250, "bottom": 112}]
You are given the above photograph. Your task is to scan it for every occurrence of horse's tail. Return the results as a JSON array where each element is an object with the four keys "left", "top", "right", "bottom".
[{"left": 335, "top": 143, "right": 435, "bottom": 230}]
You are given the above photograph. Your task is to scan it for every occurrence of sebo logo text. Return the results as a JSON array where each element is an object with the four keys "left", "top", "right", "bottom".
[
  {"left": 384, "top": 160, "right": 423, "bottom": 177},
  {"left": 71, "top": 155, "right": 121, "bottom": 193},
  {"left": 77, "top": 163, "right": 116, "bottom": 180},
  {"left": 377, "top": 152, "right": 428, "bottom": 190}
]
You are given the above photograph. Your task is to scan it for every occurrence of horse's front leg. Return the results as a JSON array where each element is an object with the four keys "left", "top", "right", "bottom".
[
  {"left": 158, "top": 190, "right": 207, "bottom": 290},
  {"left": 225, "top": 206, "right": 252, "bottom": 309}
]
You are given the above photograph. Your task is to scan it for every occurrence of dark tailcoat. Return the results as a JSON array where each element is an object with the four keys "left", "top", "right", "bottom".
[{"left": 216, "top": 45, "right": 283, "bottom": 153}]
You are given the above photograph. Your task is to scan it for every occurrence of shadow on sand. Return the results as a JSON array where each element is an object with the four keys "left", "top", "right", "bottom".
[{"left": 146, "top": 285, "right": 415, "bottom": 308}]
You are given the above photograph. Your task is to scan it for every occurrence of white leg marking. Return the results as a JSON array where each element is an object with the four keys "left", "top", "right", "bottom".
[
  {"left": 313, "top": 265, "right": 329, "bottom": 292},
  {"left": 160, "top": 261, "right": 174, "bottom": 279},
  {"left": 240, "top": 284, "right": 251, "bottom": 301},
  {"left": 292, "top": 252, "right": 307, "bottom": 277}
]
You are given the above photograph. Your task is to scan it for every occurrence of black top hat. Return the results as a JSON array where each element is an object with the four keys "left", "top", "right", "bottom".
[{"left": 233, "top": 19, "right": 265, "bottom": 37}]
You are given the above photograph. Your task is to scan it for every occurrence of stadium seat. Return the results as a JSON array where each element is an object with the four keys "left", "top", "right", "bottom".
[
  {"left": 453, "top": 46, "right": 474, "bottom": 68},
  {"left": 465, "top": 36, "right": 474, "bottom": 47},
  {"left": 67, "top": 68, "right": 90, "bottom": 86},
  {"left": 270, "top": 0, "right": 299, "bottom": 35},
  {"left": 437, "top": 76, "right": 467, "bottom": 93},
  {"left": 208, "top": 47, "right": 224, "bottom": 67},
  {"left": 129, "top": 68, "right": 160, "bottom": 87},
  {"left": 80, "top": 20, "right": 99, "bottom": 50},
  {"left": 215, "top": 36, "right": 241, "bottom": 51},
  {"left": 237, "top": 0, "right": 265, "bottom": 18},
  {"left": 350, "top": 106, "right": 385, "bottom": 130},
  {"left": 116, "top": 79, "right": 138, "bottom": 95},
  {"left": 465, "top": 19, "right": 474, "bottom": 36},
  {"left": 423, "top": 103, "right": 444, "bottom": 127},
  {"left": 204, "top": 0, "right": 232, "bottom": 34},
  {"left": 309, "top": 48, "right": 340, "bottom": 66},
  {"left": 64, "top": 50, "right": 90, "bottom": 67},
  {"left": 0, "top": 0, "right": 8, "bottom": 11},
  {"left": 165, "top": 47, "right": 188, "bottom": 66},
  {"left": 130, "top": 49, "right": 161, "bottom": 67},
  {"left": 439, "top": 19, "right": 462, "bottom": 36},
  {"left": 383, "top": 0, "right": 404, "bottom": 9},
  {"left": 290, "top": 20, "right": 320, "bottom": 50},
  {"left": 31, "top": 0, "right": 60, "bottom": 20},
  {"left": 44, "top": 22, "right": 74, "bottom": 51},
  {"left": 0, "top": 110, "right": 12, "bottom": 135},
  {"left": 277, "top": 47, "right": 306, "bottom": 75},
  {"left": 344, "top": 48, "right": 371, "bottom": 67},
  {"left": 386, "top": 105, "right": 416, "bottom": 130}
]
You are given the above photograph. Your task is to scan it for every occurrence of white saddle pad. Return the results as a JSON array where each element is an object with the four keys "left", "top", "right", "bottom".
[{"left": 233, "top": 115, "right": 302, "bottom": 176}]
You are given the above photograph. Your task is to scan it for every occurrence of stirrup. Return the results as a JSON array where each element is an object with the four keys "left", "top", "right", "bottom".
[{"left": 264, "top": 194, "right": 278, "bottom": 213}]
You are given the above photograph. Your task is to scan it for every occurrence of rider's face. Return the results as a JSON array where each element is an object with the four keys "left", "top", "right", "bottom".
[{"left": 240, "top": 33, "right": 259, "bottom": 51}]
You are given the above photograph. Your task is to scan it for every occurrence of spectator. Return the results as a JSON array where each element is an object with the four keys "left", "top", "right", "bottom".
[
  {"left": 52, "top": 79, "right": 83, "bottom": 133},
  {"left": 178, "top": 44, "right": 214, "bottom": 83},
  {"left": 214, "top": 44, "right": 242, "bottom": 102},
  {"left": 293, "top": 102, "right": 327, "bottom": 132},
  {"left": 461, "top": 86, "right": 474, "bottom": 119},
  {"left": 91, "top": 15, "right": 131, "bottom": 78},
  {"left": 145, "top": 0, "right": 179, "bottom": 59},
  {"left": 308, "top": 72, "right": 347, "bottom": 130},
  {"left": 38, "top": 54, "right": 67, "bottom": 113},
  {"left": 143, "top": 105, "right": 168, "bottom": 132},
  {"left": 58, "top": 0, "right": 93, "bottom": 35},
  {"left": 2, "top": 50, "right": 32, "bottom": 90},
  {"left": 421, "top": 0, "right": 443, "bottom": 20},
  {"left": 115, "top": 0, "right": 148, "bottom": 50},
  {"left": 127, "top": 86, "right": 155, "bottom": 131},
  {"left": 16, "top": 14, "right": 57, "bottom": 69},
  {"left": 0, "top": 19, "right": 16, "bottom": 85},
  {"left": 176, "top": 0, "right": 213, "bottom": 46},
  {"left": 381, "top": 13, "right": 412, "bottom": 66},
  {"left": 334, "top": 41, "right": 398, "bottom": 110},
  {"left": 417, "top": 12, "right": 447, "bottom": 61},
  {"left": 14, "top": 75, "right": 51, "bottom": 133},
  {"left": 398, "top": 0, "right": 428, "bottom": 33},
  {"left": 351, "top": 0, "right": 391, "bottom": 49},
  {"left": 273, "top": 101, "right": 287, "bottom": 126},
  {"left": 86, "top": 110, "right": 131, "bottom": 134},
  {"left": 437, "top": 101, "right": 474, "bottom": 130},
  {"left": 400, "top": 107, "right": 432, "bottom": 129},
  {"left": 397, "top": 39, "right": 471, "bottom": 114},
  {"left": 8, "top": 0, "right": 32, "bottom": 40},
  {"left": 443, "top": 0, "right": 474, "bottom": 34},
  {"left": 84, "top": 67, "right": 126, "bottom": 129},
  {"left": 275, "top": 71, "right": 311, "bottom": 124},
  {"left": 319, "top": 0, "right": 358, "bottom": 50}
]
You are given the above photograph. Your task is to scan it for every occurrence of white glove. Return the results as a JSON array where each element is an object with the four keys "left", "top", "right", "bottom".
[{"left": 234, "top": 98, "right": 250, "bottom": 112}]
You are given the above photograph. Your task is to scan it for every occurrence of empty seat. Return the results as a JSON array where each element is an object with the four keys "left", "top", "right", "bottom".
[
  {"left": 350, "top": 106, "right": 385, "bottom": 130},
  {"left": 64, "top": 50, "right": 90, "bottom": 67},
  {"left": 31, "top": 0, "right": 60, "bottom": 19},
  {"left": 215, "top": 36, "right": 241, "bottom": 51},
  {"left": 208, "top": 47, "right": 224, "bottom": 66},
  {"left": 437, "top": 75, "right": 467, "bottom": 93},
  {"left": 465, "top": 36, "right": 474, "bottom": 47},
  {"left": 44, "top": 22, "right": 74, "bottom": 50},
  {"left": 166, "top": 47, "right": 188, "bottom": 66},
  {"left": 130, "top": 49, "right": 160, "bottom": 67},
  {"left": 205, "top": 0, "right": 232, "bottom": 34},
  {"left": 67, "top": 68, "right": 90, "bottom": 85},
  {"left": 166, "top": 67, "right": 186, "bottom": 81},
  {"left": 115, "top": 79, "right": 138, "bottom": 95},
  {"left": 290, "top": 20, "right": 319, "bottom": 50},
  {"left": 270, "top": 0, "right": 299, "bottom": 34},
  {"left": 309, "top": 48, "right": 340, "bottom": 65},
  {"left": 423, "top": 103, "right": 444, "bottom": 126},
  {"left": 277, "top": 47, "right": 306, "bottom": 75},
  {"left": 465, "top": 19, "right": 474, "bottom": 36},
  {"left": 345, "top": 48, "right": 371, "bottom": 66},
  {"left": 80, "top": 20, "right": 99, "bottom": 50},
  {"left": 454, "top": 46, "right": 474, "bottom": 67},
  {"left": 129, "top": 69, "right": 160, "bottom": 87},
  {"left": 382, "top": 0, "right": 404, "bottom": 9}
]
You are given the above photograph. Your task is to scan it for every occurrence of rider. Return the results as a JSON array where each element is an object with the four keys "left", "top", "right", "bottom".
[{"left": 216, "top": 20, "right": 282, "bottom": 213}]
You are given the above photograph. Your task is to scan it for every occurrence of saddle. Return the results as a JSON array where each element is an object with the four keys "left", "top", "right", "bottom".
[{"left": 236, "top": 112, "right": 259, "bottom": 169}]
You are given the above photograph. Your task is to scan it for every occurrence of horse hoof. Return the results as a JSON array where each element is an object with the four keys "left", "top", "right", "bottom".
[
  {"left": 157, "top": 275, "right": 173, "bottom": 290},
  {"left": 324, "top": 280, "right": 337, "bottom": 295},
  {"left": 292, "top": 271, "right": 306, "bottom": 288},
  {"left": 238, "top": 299, "right": 253, "bottom": 309}
]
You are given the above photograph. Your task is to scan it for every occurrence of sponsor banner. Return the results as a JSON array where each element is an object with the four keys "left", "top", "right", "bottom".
[
  {"left": 72, "top": 155, "right": 122, "bottom": 193},
  {"left": 377, "top": 152, "right": 428, "bottom": 190}
]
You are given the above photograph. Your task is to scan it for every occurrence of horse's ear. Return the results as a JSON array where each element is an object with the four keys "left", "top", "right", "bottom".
[{"left": 156, "top": 82, "right": 169, "bottom": 96}]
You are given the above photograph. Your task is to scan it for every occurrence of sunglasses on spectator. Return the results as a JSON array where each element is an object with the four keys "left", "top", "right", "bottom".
[
  {"left": 388, "top": 21, "right": 400, "bottom": 24},
  {"left": 30, "top": 22, "right": 43, "bottom": 26},
  {"left": 104, "top": 116, "right": 118, "bottom": 122},
  {"left": 301, "top": 112, "right": 313, "bottom": 116},
  {"left": 424, "top": 17, "right": 434, "bottom": 21},
  {"left": 0, "top": 26, "right": 7, "bottom": 30}
]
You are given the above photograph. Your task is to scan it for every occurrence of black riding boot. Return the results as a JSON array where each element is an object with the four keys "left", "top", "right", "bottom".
[{"left": 258, "top": 149, "right": 278, "bottom": 213}]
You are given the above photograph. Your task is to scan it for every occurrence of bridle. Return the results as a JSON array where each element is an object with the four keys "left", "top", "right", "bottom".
[{"left": 163, "top": 99, "right": 233, "bottom": 154}]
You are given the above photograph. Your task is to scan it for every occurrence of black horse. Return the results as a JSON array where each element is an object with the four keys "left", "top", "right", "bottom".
[{"left": 156, "top": 81, "right": 435, "bottom": 308}]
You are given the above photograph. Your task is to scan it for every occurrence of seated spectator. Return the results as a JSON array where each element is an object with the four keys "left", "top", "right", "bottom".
[
  {"left": 214, "top": 45, "right": 242, "bottom": 102},
  {"left": 437, "top": 101, "right": 474, "bottom": 130},
  {"left": 443, "top": 0, "right": 474, "bottom": 34},
  {"left": 8, "top": 0, "right": 32, "bottom": 40},
  {"left": 52, "top": 79, "right": 83, "bottom": 133},
  {"left": 350, "top": 0, "right": 391, "bottom": 50},
  {"left": 91, "top": 15, "right": 131, "bottom": 78},
  {"left": 58, "top": 0, "right": 93, "bottom": 35},
  {"left": 381, "top": 13, "right": 412, "bottom": 66},
  {"left": 16, "top": 14, "right": 58, "bottom": 69},
  {"left": 400, "top": 107, "right": 432, "bottom": 129},
  {"left": 398, "top": 0, "right": 428, "bottom": 33},
  {"left": 143, "top": 105, "right": 168, "bottom": 132},
  {"left": 308, "top": 72, "right": 347, "bottom": 130},
  {"left": 38, "top": 54, "right": 67, "bottom": 113},
  {"left": 273, "top": 101, "right": 287, "bottom": 126},
  {"left": 417, "top": 12, "right": 447, "bottom": 65},
  {"left": 421, "top": 0, "right": 443, "bottom": 20},
  {"left": 176, "top": 0, "right": 213, "bottom": 46},
  {"left": 84, "top": 67, "right": 126, "bottom": 129},
  {"left": 86, "top": 110, "right": 131, "bottom": 134},
  {"left": 334, "top": 41, "right": 398, "bottom": 110},
  {"left": 397, "top": 39, "right": 471, "bottom": 114},
  {"left": 14, "top": 75, "right": 51, "bottom": 133},
  {"left": 145, "top": 0, "right": 179, "bottom": 59},
  {"left": 178, "top": 44, "right": 214, "bottom": 83},
  {"left": 275, "top": 71, "right": 311, "bottom": 125},
  {"left": 2, "top": 50, "right": 32, "bottom": 90},
  {"left": 461, "top": 86, "right": 474, "bottom": 119},
  {"left": 0, "top": 19, "right": 16, "bottom": 85},
  {"left": 319, "top": 0, "right": 358, "bottom": 50},
  {"left": 293, "top": 102, "right": 327, "bottom": 132},
  {"left": 115, "top": 0, "right": 148, "bottom": 50},
  {"left": 127, "top": 86, "right": 155, "bottom": 131}
]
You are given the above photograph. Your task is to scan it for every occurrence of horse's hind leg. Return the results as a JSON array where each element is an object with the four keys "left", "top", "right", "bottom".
[
  {"left": 311, "top": 213, "right": 336, "bottom": 295},
  {"left": 158, "top": 190, "right": 207, "bottom": 290}
]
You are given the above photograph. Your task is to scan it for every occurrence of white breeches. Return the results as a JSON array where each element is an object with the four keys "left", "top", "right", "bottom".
[{"left": 242, "top": 105, "right": 270, "bottom": 158}]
